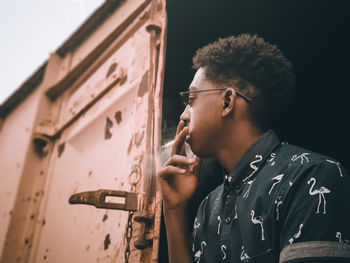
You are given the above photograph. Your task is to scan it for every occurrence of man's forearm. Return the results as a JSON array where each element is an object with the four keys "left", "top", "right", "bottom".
[{"left": 164, "top": 204, "right": 193, "bottom": 263}]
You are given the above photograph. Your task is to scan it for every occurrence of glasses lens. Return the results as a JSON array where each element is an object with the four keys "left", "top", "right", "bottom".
[{"left": 180, "top": 92, "right": 189, "bottom": 106}]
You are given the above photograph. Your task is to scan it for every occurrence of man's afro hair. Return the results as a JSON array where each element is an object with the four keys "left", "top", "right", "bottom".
[{"left": 193, "top": 34, "right": 295, "bottom": 130}]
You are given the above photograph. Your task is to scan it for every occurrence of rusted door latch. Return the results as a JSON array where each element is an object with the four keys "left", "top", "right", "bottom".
[{"left": 68, "top": 189, "right": 138, "bottom": 211}]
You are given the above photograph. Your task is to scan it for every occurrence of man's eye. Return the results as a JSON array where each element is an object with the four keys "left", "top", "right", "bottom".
[{"left": 188, "top": 97, "right": 195, "bottom": 106}]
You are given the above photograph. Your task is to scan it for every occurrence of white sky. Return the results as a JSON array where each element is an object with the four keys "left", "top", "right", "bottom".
[{"left": 0, "top": 0, "right": 104, "bottom": 104}]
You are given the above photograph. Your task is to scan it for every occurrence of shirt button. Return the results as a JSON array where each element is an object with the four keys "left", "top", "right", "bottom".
[{"left": 225, "top": 217, "right": 231, "bottom": 224}]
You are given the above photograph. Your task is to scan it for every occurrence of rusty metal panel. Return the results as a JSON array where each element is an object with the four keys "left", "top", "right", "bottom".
[
  {"left": 32, "top": 84, "right": 140, "bottom": 262},
  {"left": 1, "top": 0, "right": 167, "bottom": 262},
  {"left": 0, "top": 87, "right": 42, "bottom": 256},
  {"left": 69, "top": 0, "right": 150, "bottom": 71}
]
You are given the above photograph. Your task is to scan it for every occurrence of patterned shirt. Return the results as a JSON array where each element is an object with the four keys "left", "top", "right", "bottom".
[{"left": 192, "top": 130, "right": 350, "bottom": 263}]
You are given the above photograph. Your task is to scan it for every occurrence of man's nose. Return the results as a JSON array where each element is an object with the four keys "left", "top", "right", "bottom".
[{"left": 180, "top": 105, "right": 190, "bottom": 123}]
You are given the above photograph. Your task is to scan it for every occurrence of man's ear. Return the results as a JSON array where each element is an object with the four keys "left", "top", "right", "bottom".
[{"left": 222, "top": 88, "right": 236, "bottom": 117}]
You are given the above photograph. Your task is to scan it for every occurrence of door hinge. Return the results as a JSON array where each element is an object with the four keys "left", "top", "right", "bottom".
[{"left": 68, "top": 189, "right": 138, "bottom": 211}]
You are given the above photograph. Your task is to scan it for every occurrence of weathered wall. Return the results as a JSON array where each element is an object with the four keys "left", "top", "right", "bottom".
[{"left": 0, "top": 85, "right": 42, "bottom": 256}]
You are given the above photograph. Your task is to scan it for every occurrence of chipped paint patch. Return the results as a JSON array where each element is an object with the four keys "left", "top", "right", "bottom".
[
  {"left": 102, "top": 214, "right": 108, "bottom": 222},
  {"left": 58, "top": 143, "right": 65, "bottom": 158},
  {"left": 137, "top": 71, "right": 149, "bottom": 97},
  {"left": 114, "top": 111, "right": 122, "bottom": 124},
  {"left": 104, "top": 234, "right": 111, "bottom": 250},
  {"left": 104, "top": 117, "right": 113, "bottom": 140},
  {"left": 106, "top": 62, "right": 118, "bottom": 78}
]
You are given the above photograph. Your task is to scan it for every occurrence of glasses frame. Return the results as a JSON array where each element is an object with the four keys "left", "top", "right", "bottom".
[{"left": 179, "top": 88, "right": 253, "bottom": 106}]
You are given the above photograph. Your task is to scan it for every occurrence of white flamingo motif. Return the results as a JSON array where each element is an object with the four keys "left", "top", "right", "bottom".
[
  {"left": 243, "top": 155, "right": 263, "bottom": 183},
  {"left": 193, "top": 218, "right": 200, "bottom": 239},
  {"left": 288, "top": 224, "right": 303, "bottom": 244},
  {"left": 291, "top": 153, "right": 310, "bottom": 165},
  {"left": 234, "top": 204, "right": 238, "bottom": 219},
  {"left": 268, "top": 174, "right": 284, "bottom": 195},
  {"left": 194, "top": 241, "right": 206, "bottom": 263},
  {"left": 326, "top": 159, "right": 344, "bottom": 177},
  {"left": 251, "top": 210, "right": 265, "bottom": 241},
  {"left": 225, "top": 174, "right": 233, "bottom": 183},
  {"left": 307, "top": 177, "right": 331, "bottom": 214},
  {"left": 268, "top": 152, "right": 276, "bottom": 166},
  {"left": 240, "top": 245, "right": 250, "bottom": 260},
  {"left": 221, "top": 245, "right": 227, "bottom": 260},
  {"left": 243, "top": 178, "right": 256, "bottom": 198},
  {"left": 217, "top": 216, "right": 221, "bottom": 234},
  {"left": 275, "top": 198, "right": 283, "bottom": 221},
  {"left": 336, "top": 232, "right": 350, "bottom": 243}
]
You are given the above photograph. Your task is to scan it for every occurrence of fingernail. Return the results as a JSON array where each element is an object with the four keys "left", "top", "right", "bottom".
[{"left": 180, "top": 169, "right": 186, "bottom": 173}]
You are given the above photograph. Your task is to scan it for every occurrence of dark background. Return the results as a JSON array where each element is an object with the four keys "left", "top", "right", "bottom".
[
  {"left": 159, "top": 0, "right": 349, "bottom": 260},
  {"left": 162, "top": 0, "right": 349, "bottom": 170}
]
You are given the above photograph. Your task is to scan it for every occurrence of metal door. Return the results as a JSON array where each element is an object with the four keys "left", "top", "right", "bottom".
[{"left": 2, "top": 1, "right": 167, "bottom": 262}]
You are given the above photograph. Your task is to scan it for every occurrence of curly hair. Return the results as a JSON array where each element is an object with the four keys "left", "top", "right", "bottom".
[{"left": 193, "top": 34, "right": 295, "bottom": 131}]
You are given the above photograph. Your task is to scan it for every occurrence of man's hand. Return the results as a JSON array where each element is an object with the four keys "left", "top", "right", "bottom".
[
  {"left": 158, "top": 120, "right": 200, "bottom": 210},
  {"left": 157, "top": 120, "right": 199, "bottom": 263}
]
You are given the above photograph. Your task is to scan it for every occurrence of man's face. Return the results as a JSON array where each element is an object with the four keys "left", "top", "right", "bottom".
[{"left": 181, "top": 68, "right": 224, "bottom": 157}]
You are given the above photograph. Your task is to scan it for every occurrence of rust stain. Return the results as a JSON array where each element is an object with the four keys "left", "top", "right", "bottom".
[
  {"left": 114, "top": 111, "right": 122, "bottom": 124},
  {"left": 127, "top": 135, "right": 133, "bottom": 154},
  {"left": 104, "top": 117, "right": 113, "bottom": 140},
  {"left": 104, "top": 234, "right": 111, "bottom": 250},
  {"left": 102, "top": 214, "right": 108, "bottom": 222},
  {"left": 106, "top": 62, "right": 118, "bottom": 78},
  {"left": 137, "top": 71, "right": 149, "bottom": 97},
  {"left": 134, "top": 130, "right": 144, "bottom": 147},
  {"left": 58, "top": 143, "right": 65, "bottom": 158}
]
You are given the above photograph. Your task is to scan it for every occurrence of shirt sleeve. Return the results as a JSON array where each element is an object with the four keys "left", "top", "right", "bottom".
[{"left": 278, "top": 159, "right": 350, "bottom": 263}]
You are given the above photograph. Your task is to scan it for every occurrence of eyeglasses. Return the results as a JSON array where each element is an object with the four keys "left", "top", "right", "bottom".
[{"left": 179, "top": 88, "right": 253, "bottom": 107}]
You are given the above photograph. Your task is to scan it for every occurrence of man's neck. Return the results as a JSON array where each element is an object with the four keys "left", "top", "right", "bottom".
[{"left": 216, "top": 124, "right": 263, "bottom": 173}]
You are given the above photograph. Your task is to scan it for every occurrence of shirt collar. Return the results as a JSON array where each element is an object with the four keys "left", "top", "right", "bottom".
[{"left": 224, "top": 129, "right": 281, "bottom": 190}]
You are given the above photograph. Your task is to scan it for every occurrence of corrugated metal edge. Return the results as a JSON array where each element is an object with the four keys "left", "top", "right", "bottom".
[
  {"left": 0, "top": 0, "right": 123, "bottom": 119},
  {"left": 56, "top": 0, "right": 124, "bottom": 56},
  {"left": 0, "top": 61, "right": 47, "bottom": 119}
]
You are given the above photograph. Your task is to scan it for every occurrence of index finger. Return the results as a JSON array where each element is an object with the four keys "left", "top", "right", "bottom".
[
  {"left": 171, "top": 126, "right": 188, "bottom": 156},
  {"left": 176, "top": 120, "right": 185, "bottom": 136}
]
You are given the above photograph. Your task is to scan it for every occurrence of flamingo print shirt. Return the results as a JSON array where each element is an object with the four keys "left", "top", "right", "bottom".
[{"left": 191, "top": 130, "right": 350, "bottom": 263}]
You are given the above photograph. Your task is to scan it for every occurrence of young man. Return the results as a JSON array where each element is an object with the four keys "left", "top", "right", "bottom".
[{"left": 157, "top": 34, "right": 350, "bottom": 263}]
